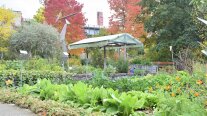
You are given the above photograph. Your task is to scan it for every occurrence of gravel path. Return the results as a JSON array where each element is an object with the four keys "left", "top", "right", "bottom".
[{"left": 0, "top": 103, "right": 36, "bottom": 116}]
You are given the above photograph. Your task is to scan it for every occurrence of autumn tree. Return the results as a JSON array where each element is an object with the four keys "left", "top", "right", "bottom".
[
  {"left": 108, "top": 0, "right": 145, "bottom": 38},
  {"left": 44, "top": 0, "right": 86, "bottom": 43},
  {"left": 0, "top": 7, "right": 15, "bottom": 58},
  {"left": 33, "top": 7, "right": 45, "bottom": 23}
]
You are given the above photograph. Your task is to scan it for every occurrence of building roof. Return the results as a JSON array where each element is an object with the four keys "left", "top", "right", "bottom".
[{"left": 68, "top": 33, "right": 143, "bottom": 49}]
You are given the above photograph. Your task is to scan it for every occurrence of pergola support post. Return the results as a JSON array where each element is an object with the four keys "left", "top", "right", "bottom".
[
  {"left": 104, "top": 46, "right": 107, "bottom": 69},
  {"left": 124, "top": 44, "right": 127, "bottom": 61}
]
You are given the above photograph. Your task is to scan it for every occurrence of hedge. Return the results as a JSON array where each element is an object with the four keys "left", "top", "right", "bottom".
[{"left": 0, "top": 70, "right": 73, "bottom": 87}]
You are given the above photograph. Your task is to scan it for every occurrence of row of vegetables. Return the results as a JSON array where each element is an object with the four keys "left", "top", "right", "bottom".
[
  {"left": 0, "top": 70, "right": 72, "bottom": 87},
  {"left": 18, "top": 75, "right": 207, "bottom": 116},
  {"left": 18, "top": 79, "right": 157, "bottom": 116},
  {"left": 0, "top": 89, "right": 94, "bottom": 116}
]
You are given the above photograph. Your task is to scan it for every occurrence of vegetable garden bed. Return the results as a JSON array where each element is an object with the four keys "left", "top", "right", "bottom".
[
  {"left": 1, "top": 70, "right": 207, "bottom": 116},
  {"left": 0, "top": 89, "right": 105, "bottom": 116}
]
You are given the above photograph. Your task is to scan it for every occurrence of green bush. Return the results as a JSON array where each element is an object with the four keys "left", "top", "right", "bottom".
[
  {"left": 130, "top": 56, "right": 152, "bottom": 65},
  {"left": 69, "top": 65, "right": 98, "bottom": 74},
  {"left": 69, "top": 57, "right": 82, "bottom": 66},
  {"left": 116, "top": 59, "right": 128, "bottom": 73},
  {"left": 24, "top": 58, "right": 63, "bottom": 71},
  {"left": 0, "top": 59, "right": 64, "bottom": 71},
  {"left": 10, "top": 22, "right": 61, "bottom": 59},
  {"left": 0, "top": 60, "right": 21, "bottom": 70},
  {"left": 0, "top": 64, "right": 6, "bottom": 70},
  {"left": 90, "top": 48, "right": 104, "bottom": 68},
  {"left": 103, "top": 65, "right": 116, "bottom": 77}
]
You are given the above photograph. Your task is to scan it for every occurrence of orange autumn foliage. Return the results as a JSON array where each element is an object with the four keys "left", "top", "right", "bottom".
[
  {"left": 69, "top": 48, "right": 84, "bottom": 56},
  {"left": 108, "top": 0, "right": 145, "bottom": 38}
]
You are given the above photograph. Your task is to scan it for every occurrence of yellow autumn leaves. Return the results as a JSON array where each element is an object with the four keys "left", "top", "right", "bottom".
[
  {"left": 0, "top": 7, "right": 15, "bottom": 52},
  {"left": 33, "top": 7, "right": 45, "bottom": 23}
]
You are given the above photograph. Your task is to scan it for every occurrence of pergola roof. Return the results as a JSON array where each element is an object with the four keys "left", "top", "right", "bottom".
[{"left": 68, "top": 33, "right": 143, "bottom": 49}]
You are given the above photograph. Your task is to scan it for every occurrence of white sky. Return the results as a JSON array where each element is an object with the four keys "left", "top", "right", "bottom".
[{"left": 0, "top": 0, "right": 111, "bottom": 27}]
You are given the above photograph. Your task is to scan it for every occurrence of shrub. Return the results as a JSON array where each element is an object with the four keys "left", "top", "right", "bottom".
[
  {"left": 103, "top": 65, "right": 116, "bottom": 77},
  {"left": 0, "top": 59, "right": 64, "bottom": 71},
  {"left": 10, "top": 22, "right": 61, "bottom": 59},
  {"left": 90, "top": 48, "right": 104, "bottom": 68},
  {"left": 130, "top": 56, "right": 152, "bottom": 65},
  {"left": 4, "top": 60, "right": 22, "bottom": 70},
  {"left": 116, "top": 59, "right": 128, "bottom": 73},
  {"left": 24, "top": 58, "right": 63, "bottom": 71},
  {"left": 68, "top": 57, "right": 81, "bottom": 66},
  {"left": 69, "top": 65, "right": 97, "bottom": 74}
]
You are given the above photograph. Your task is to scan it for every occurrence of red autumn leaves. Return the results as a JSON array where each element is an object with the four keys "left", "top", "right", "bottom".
[
  {"left": 44, "top": 0, "right": 86, "bottom": 43},
  {"left": 108, "top": 0, "right": 145, "bottom": 38},
  {"left": 44, "top": 0, "right": 146, "bottom": 43}
]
